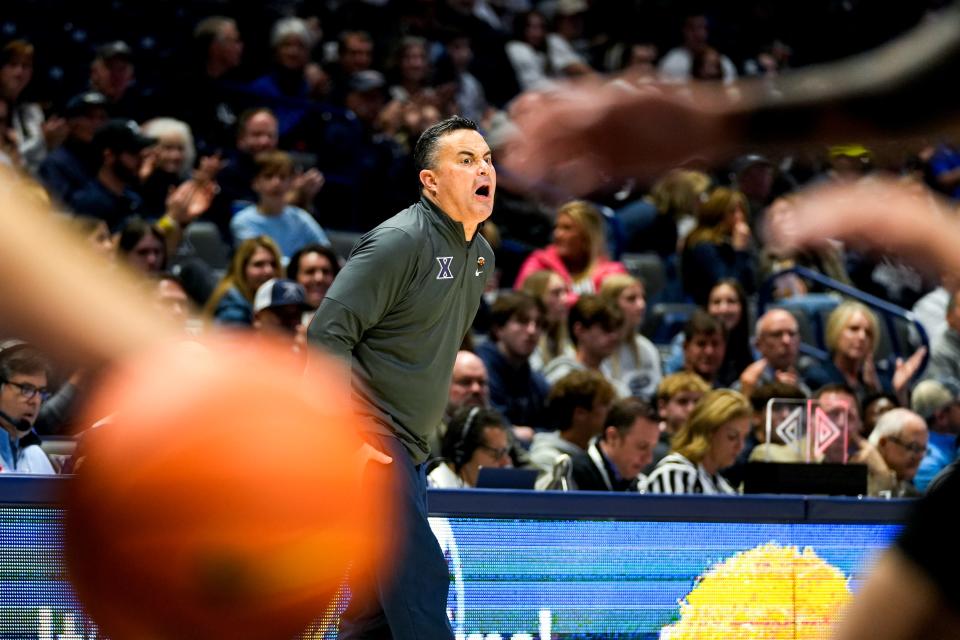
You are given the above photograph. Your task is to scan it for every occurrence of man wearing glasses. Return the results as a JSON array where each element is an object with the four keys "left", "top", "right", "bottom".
[
  {"left": 0, "top": 340, "right": 55, "bottom": 474},
  {"left": 867, "top": 408, "right": 929, "bottom": 498},
  {"left": 737, "top": 309, "right": 809, "bottom": 398}
]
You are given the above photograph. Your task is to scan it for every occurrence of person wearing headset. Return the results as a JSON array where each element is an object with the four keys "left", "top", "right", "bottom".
[
  {"left": 0, "top": 339, "right": 55, "bottom": 474},
  {"left": 428, "top": 406, "right": 512, "bottom": 488}
]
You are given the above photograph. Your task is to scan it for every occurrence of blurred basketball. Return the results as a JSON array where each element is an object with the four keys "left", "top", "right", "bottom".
[{"left": 63, "top": 337, "right": 388, "bottom": 640}]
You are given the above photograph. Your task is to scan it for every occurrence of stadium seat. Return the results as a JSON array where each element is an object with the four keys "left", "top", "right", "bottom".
[
  {"left": 621, "top": 252, "right": 666, "bottom": 301},
  {"left": 771, "top": 294, "right": 839, "bottom": 353},
  {"left": 641, "top": 302, "right": 699, "bottom": 345},
  {"left": 326, "top": 230, "right": 363, "bottom": 262},
  {"left": 771, "top": 293, "right": 924, "bottom": 369},
  {"left": 179, "top": 221, "right": 230, "bottom": 271}
]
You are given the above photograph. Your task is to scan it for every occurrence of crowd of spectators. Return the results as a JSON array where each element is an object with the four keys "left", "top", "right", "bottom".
[{"left": 2, "top": 0, "right": 959, "bottom": 500}]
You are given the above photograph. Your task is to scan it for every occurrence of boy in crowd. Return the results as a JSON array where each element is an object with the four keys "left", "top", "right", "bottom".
[
  {"left": 231, "top": 150, "right": 331, "bottom": 260},
  {"left": 647, "top": 372, "right": 710, "bottom": 470}
]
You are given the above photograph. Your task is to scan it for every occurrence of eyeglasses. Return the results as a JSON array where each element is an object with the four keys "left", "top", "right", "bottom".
[
  {"left": 888, "top": 436, "right": 927, "bottom": 456},
  {"left": 2, "top": 380, "right": 50, "bottom": 401},
  {"left": 477, "top": 444, "right": 510, "bottom": 461},
  {"left": 762, "top": 329, "right": 799, "bottom": 340}
]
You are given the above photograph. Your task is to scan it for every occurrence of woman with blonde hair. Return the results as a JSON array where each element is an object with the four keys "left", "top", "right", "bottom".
[
  {"left": 599, "top": 273, "right": 662, "bottom": 400},
  {"left": 520, "top": 269, "right": 574, "bottom": 370},
  {"left": 515, "top": 200, "right": 627, "bottom": 295},
  {"left": 681, "top": 186, "right": 756, "bottom": 305},
  {"left": 642, "top": 389, "right": 751, "bottom": 494},
  {"left": 202, "top": 236, "right": 282, "bottom": 326},
  {"left": 804, "top": 300, "right": 925, "bottom": 403}
]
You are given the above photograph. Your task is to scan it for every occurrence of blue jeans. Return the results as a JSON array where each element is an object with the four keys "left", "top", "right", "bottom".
[{"left": 337, "top": 434, "right": 453, "bottom": 640}]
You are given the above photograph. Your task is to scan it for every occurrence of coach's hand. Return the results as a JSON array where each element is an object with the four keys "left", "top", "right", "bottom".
[{"left": 359, "top": 441, "right": 393, "bottom": 466}]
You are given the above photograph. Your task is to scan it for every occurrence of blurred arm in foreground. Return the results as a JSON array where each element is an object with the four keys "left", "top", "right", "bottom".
[
  {"left": 766, "top": 175, "right": 960, "bottom": 640},
  {"left": 503, "top": 3, "right": 960, "bottom": 194},
  {"left": 0, "top": 170, "right": 176, "bottom": 367},
  {"left": 0, "top": 168, "right": 390, "bottom": 475},
  {"left": 503, "top": 6, "right": 960, "bottom": 635},
  {"left": 831, "top": 462, "right": 960, "bottom": 640}
]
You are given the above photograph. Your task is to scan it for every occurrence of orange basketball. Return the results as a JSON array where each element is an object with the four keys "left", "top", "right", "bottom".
[{"left": 64, "top": 336, "right": 388, "bottom": 640}]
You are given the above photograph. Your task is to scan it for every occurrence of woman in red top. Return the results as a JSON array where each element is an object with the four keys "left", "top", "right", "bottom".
[{"left": 515, "top": 200, "right": 626, "bottom": 295}]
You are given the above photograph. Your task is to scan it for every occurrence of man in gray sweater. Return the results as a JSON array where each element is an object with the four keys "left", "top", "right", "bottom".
[{"left": 308, "top": 115, "right": 495, "bottom": 639}]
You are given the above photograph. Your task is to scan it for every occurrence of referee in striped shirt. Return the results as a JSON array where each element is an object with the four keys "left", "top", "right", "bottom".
[{"left": 641, "top": 389, "right": 751, "bottom": 494}]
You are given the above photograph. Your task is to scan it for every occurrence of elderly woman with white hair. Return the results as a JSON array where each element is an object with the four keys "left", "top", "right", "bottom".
[
  {"left": 247, "top": 17, "right": 321, "bottom": 140},
  {"left": 135, "top": 117, "right": 219, "bottom": 250},
  {"left": 138, "top": 118, "right": 197, "bottom": 218},
  {"left": 142, "top": 118, "right": 196, "bottom": 179}
]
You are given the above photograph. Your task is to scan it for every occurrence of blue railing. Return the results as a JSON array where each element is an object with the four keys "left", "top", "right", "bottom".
[{"left": 758, "top": 265, "right": 930, "bottom": 371}]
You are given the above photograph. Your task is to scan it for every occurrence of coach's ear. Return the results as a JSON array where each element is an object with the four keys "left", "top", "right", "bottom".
[{"left": 420, "top": 168, "right": 438, "bottom": 195}]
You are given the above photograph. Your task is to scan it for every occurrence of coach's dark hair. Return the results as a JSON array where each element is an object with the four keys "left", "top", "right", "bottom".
[{"left": 414, "top": 115, "right": 479, "bottom": 173}]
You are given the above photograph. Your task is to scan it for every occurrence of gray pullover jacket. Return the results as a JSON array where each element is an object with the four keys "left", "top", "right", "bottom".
[{"left": 308, "top": 195, "right": 494, "bottom": 463}]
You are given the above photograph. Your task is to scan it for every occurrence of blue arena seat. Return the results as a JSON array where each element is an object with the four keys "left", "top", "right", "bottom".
[
  {"left": 178, "top": 221, "right": 230, "bottom": 271},
  {"left": 621, "top": 252, "right": 666, "bottom": 302},
  {"left": 326, "top": 229, "right": 363, "bottom": 262},
  {"left": 641, "top": 302, "right": 699, "bottom": 345}
]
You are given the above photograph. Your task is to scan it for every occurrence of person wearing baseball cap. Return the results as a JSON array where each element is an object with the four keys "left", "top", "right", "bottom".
[
  {"left": 911, "top": 378, "right": 960, "bottom": 491},
  {"left": 95, "top": 41, "right": 133, "bottom": 63},
  {"left": 90, "top": 41, "right": 134, "bottom": 104},
  {"left": 64, "top": 91, "right": 109, "bottom": 118},
  {"left": 89, "top": 40, "right": 150, "bottom": 121},
  {"left": 68, "top": 119, "right": 156, "bottom": 231},
  {"left": 36, "top": 92, "right": 110, "bottom": 204},
  {"left": 252, "top": 278, "right": 312, "bottom": 351},
  {"left": 91, "top": 119, "right": 156, "bottom": 155}
]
